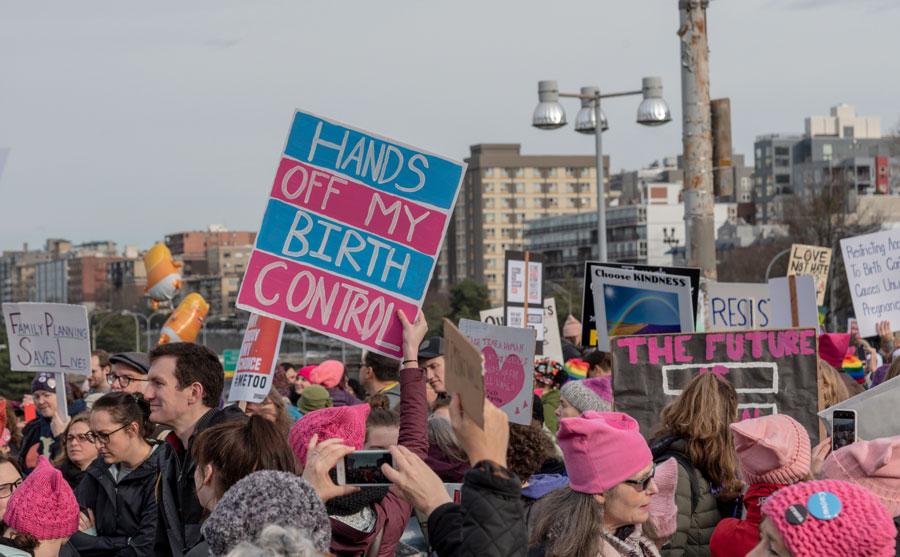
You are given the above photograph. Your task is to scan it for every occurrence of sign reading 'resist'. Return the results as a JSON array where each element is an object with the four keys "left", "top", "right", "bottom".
[{"left": 236, "top": 110, "right": 466, "bottom": 358}]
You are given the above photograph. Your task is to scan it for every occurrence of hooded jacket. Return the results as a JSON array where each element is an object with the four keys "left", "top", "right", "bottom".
[
  {"left": 70, "top": 445, "right": 164, "bottom": 556},
  {"left": 328, "top": 367, "right": 427, "bottom": 556},
  {"left": 153, "top": 405, "right": 248, "bottom": 556},
  {"left": 709, "top": 483, "right": 783, "bottom": 557}
]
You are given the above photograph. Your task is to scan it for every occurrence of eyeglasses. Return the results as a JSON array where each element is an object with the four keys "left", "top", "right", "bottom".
[
  {"left": 65, "top": 433, "right": 90, "bottom": 444},
  {"left": 623, "top": 463, "right": 656, "bottom": 491},
  {"left": 0, "top": 479, "right": 22, "bottom": 498},
  {"left": 85, "top": 423, "right": 129, "bottom": 445},
  {"left": 107, "top": 373, "right": 149, "bottom": 388}
]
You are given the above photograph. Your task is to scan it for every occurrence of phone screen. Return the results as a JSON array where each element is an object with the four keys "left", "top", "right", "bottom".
[
  {"left": 344, "top": 451, "right": 394, "bottom": 485},
  {"left": 832, "top": 412, "right": 856, "bottom": 451}
]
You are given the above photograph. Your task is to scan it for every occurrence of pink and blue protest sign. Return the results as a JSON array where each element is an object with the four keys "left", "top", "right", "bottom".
[{"left": 236, "top": 110, "right": 466, "bottom": 358}]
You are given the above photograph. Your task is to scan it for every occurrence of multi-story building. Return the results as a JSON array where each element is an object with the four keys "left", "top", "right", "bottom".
[
  {"left": 68, "top": 255, "right": 123, "bottom": 311},
  {"left": 440, "top": 143, "right": 609, "bottom": 303},
  {"left": 165, "top": 227, "right": 257, "bottom": 258},
  {"left": 107, "top": 258, "right": 147, "bottom": 311},
  {"left": 753, "top": 104, "right": 898, "bottom": 223},
  {"left": 205, "top": 245, "right": 252, "bottom": 276},
  {"left": 33, "top": 259, "right": 69, "bottom": 303},
  {"left": 0, "top": 245, "right": 53, "bottom": 303},
  {"left": 183, "top": 275, "right": 241, "bottom": 316}
]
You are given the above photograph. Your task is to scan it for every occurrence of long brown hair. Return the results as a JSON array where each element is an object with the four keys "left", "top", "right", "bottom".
[
  {"left": 51, "top": 413, "right": 91, "bottom": 467},
  {"left": 653, "top": 373, "right": 743, "bottom": 497},
  {"left": 819, "top": 358, "right": 850, "bottom": 409},
  {"left": 884, "top": 358, "right": 900, "bottom": 384},
  {"left": 1, "top": 400, "right": 22, "bottom": 448},
  {"left": 191, "top": 414, "right": 298, "bottom": 501},
  {"left": 529, "top": 486, "right": 658, "bottom": 557}
]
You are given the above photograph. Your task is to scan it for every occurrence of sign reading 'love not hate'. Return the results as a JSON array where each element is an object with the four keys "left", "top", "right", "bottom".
[
  {"left": 459, "top": 318, "right": 535, "bottom": 426},
  {"left": 236, "top": 110, "right": 466, "bottom": 358}
]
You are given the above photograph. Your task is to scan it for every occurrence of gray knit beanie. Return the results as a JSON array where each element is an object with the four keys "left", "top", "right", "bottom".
[
  {"left": 560, "top": 377, "right": 612, "bottom": 414},
  {"left": 201, "top": 471, "right": 331, "bottom": 556}
]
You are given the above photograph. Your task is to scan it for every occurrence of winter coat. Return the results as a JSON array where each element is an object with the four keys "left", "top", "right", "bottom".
[
  {"left": 328, "top": 367, "right": 427, "bottom": 557},
  {"left": 70, "top": 445, "right": 163, "bottom": 556},
  {"left": 541, "top": 389, "right": 561, "bottom": 436},
  {"left": 521, "top": 474, "right": 569, "bottom": 519},
  {"left": 709, "top": 483, "right": 783, "bottom": 557},
  {"left": 561, "top": 339, "right": 583, "bottom": 362},
  {"left": 57, "top": 459, "right": 87, "bottom": 491},
  {"left": 657, "top": 438, "right": 722, "bottom": 557},
  {"left": 0, "top": 539, "right": 31, "bottom": 556},
  {"left": 429, "top": 461, "right": 527, "bottom": 557},
  {"left": 424, "top": 443, "right": 469, "bottom": 483},
  {"left": 328, "top": 387, "right": 362, "bottom": 407},
  {"left": 19, "top": 416, "right": 59, "bottom": 475},
  {"left": 153, "top": 405, "right": 248, "bottom": 556}
]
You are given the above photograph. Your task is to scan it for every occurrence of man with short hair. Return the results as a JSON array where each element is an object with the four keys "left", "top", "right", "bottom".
[
  {"left": 360, "top": 352, "right": 402, "bottom": 409},
  {"left": 88, "top": 349, "right": 112, "bottom": 394},
  {"left": 418, "top": 337, "right": 445, "bottom": 394},
  {"left": 279, "top": 361, "right": 297, "bottom": 384},
  {"left": 108, "top": 352, "right": 151, "bottom": 394},
  {"left": 147, "top": 342, "right": 246, "bottom": 555}
]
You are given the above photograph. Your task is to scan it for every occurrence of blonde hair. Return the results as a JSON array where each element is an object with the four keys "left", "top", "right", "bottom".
[
  {"left": 884, "top": 358, "right": 900, "bottom": 384},
  {"left": 818, "top": 358, "right": 850, "bottom": 409},
  {"left": 653, "top": 373, "right": 743, "bottom": 498}
]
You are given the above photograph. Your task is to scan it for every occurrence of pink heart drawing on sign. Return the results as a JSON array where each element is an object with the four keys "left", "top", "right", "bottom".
[{"left": 482, "top": 346, "right": 525, "bottom": 408}]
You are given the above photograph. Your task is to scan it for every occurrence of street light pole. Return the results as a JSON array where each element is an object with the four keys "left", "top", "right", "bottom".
[{"left": 593, "top": 94, "right": 607, "bottom": 262}]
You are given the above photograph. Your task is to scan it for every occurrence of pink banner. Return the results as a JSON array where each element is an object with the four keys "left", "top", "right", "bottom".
[
  {"left": 270, "top": 158, "right": 447, "bottom": 255},
  {"left": 237, "top": 250, "right": 416, "bottom": 358}
]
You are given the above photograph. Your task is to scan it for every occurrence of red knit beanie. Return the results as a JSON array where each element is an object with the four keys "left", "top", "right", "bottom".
[{"left": 3, "top": 455, "right": 79, "bottom": 539}]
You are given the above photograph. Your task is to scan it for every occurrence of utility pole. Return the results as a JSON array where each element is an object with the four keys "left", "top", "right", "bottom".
[{"left": 678, "top": 0, "right": 717, "bottom": 280}]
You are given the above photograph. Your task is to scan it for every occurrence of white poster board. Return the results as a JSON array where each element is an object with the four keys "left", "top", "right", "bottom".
[
  {"left": 458, "top": 318, "right": 535, "bottom": 425},
  {"left": 227, "top": 314, "right": 286, "bottom": 404},
  {"left": 480, "top": 298, "right": 563, "bottom": 363},
  {"left": 590, "top": 269, "right": 694, "bottom": 352},
  {"left": 705, "top": 282, "right": 773, "bottom": 332},
  {"left": 840, "top": 229, "right": 900, "bottom": 338},
  {"left": 819, "top": 376, "right": 900, "bottom": 440},
  {"left": 767, "top": 275, "right": 819, "bottom": 329}
]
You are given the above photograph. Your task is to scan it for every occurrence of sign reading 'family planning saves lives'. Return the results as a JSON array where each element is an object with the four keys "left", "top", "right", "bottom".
[{"left": 236, "top": 110, "right": 465, "bottom": 358}]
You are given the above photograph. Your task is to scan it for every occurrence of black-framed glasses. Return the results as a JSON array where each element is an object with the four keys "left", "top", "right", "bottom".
[
  {"left": 86, "top": 423, "right": 129, "bottom": 445},
  {"left": 107, "top": 373, "right": 149, "bottom": 388},
  {"left": 0, "top": 479, "right": 22, "bottom": 498},
  {"left": 623, "top": 463, "right": 656, "bottom": 491},
  {"left": 65, "top": 433, "right": 90, "bottom": 444}
]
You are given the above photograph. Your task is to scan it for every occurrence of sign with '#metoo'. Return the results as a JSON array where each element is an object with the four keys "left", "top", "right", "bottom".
[{"left": 236, "top": 110, "right": 465, "bottom": 358}]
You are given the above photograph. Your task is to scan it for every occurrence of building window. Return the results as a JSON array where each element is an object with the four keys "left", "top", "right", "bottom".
[
  {"left": 581, "top": 197, "right": 591, "bottom": 207},
  {"left": 546, "top": 183, "right": 558, "bottom": 192},
  {"left": 515, "top": 198, "right": 525, "bottom": 207},
  {"left": 823, "top": 144, "right": 833, "bottom": 161},
  {"left": 565, "top": 167, "right": 576, "bottom": 177},
  {"left": 486, "top": 258, "right": 496, "bottom": 268},
  {"left": 514, "top": 168, "right": 524, "bottom": 177},
  {"left": 483, "top": 198, "right": 494, "bottom": 208},
  {"left": 484, "top": 183, "right": 494, "bottom": 192},
  {"left": 549, "top": 168, "right": 558, "bottom": 177},
  {"left": 532, "top": 183, "right": 542, "bottom": 193},
  {"left": 515, "top": 183, "right": 525, "bottom": 193},
  {"left": 775, "top": 146, "right": 789, "bottom": 156},
  {"left": 566, "top": 198, "right": 577, "bottom": 207},
  {"left": 533, "top": 198, "right": 543, "bottom": 207},
  {"left": 484, "top": 168, "right": 494, "bottom": 177},
  {"left": 484, "top": 213, "right": 495, "bottom": 223},
  {"left": 486, "top": 274, "right": 497, "bottom": 282}
]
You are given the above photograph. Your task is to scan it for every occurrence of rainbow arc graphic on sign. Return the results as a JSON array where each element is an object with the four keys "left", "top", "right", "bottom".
[{"left": 605, "top": 286, "right": 683, "bottom": 336}]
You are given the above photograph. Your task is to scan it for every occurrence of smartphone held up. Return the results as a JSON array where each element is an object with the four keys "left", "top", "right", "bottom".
[
  {"left": 832, "top": 409, "right": 857, "bottom": 451},
  {"left": 336, "top": 450, "right": 396, "bottom": 487}
]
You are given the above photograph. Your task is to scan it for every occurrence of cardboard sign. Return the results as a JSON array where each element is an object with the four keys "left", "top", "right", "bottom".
[
  {"left": 787, "top": 244, "right": 832, "bottom": 306},
  {"left": 504, "top": 251, "right": 545, "bottom": 352},
  {"left": 611, "top": 328, "right": 821, "bottom": 442},
  {"left": 235, "top": 110, "right": 465, "bottom": 358},
  {"left": 590, "top": 268, "right": 694, "bottom": 352},
  {"left": 2, "top": 303, "right": 91, "bottom": 375},
  {"left": 840, "top": 229, "right": 900, "bottom": 338},
  {"left": 705, "top": 282, "right": 772, "bottom": 332},
  {"left": 227, "top": 314, "right": 285, "bottom": 403},
  {"left": 480, "top": 298, "right": 563, "bottom": 363},
  {"left": 442, "top": 318, "right": 485, "bottom": 428},
  {"left": 768, "top": 275, "right": 819, "bottom": 329},
  {"left": 582, "top": 262, "right": 701, "bottom": 347},
  {"left": 458, "top": 318, "right": 535, "bottom": 425},
  {"left": 819, "top": 376, "right": 900, "bottom": 440}
]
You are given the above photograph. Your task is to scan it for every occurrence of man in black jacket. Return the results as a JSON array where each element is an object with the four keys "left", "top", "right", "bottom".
[{"left": 145, "top": 342, "right": 247, "bottom": 556}]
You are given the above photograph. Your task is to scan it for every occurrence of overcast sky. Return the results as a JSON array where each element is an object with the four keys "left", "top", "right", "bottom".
[{"left": 1, "top": 0, "right": 898, "bottom": 253}]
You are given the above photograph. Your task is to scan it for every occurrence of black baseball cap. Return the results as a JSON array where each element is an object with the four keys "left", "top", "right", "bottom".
[
  {"left": 109, "top": 352, "right": 150, "bottom": 375},
  {"left": 418, "top": 337, "right": 444, "bottom": 360}
]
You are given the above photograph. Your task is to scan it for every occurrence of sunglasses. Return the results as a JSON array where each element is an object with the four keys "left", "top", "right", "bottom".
[{"left": 623, "top": 463, "right": 656, "bottom": 491}]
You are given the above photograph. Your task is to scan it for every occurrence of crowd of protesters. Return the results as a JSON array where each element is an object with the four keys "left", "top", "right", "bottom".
[{"left": 0, "top": 311, "right": 898, "bottom": 556}]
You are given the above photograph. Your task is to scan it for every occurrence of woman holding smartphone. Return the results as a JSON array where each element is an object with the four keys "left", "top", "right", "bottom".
[{"left": 69, "top": 392, "right": 162, "bottom": 557}]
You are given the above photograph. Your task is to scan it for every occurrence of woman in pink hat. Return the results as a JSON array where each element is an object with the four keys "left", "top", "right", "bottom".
[{"left": 529, "top": 411, "right": 664, "bottom": 556}]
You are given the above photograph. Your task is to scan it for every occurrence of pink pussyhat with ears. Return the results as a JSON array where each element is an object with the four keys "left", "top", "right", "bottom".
[
  {"left": 288, "top": 404, "right": 371, "bottom": 467},
  {"left": 730, "top": 414, "right": 811, "bottom": 485},
  {"left": 310, "top": 360, "right": 344, "bottom": 389},
  {"left": 824, "top": 435, "right": 900, "bottom": 517},
  {"left": 3, "top": 455, "right": 79, "bottom": 540}
]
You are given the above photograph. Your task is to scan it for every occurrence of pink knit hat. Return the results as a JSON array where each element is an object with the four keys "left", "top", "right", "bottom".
[
  {"left": 297, "top": 365, "right": 315, "bottom": 382},
  {"left": 761, "top": 479, "right": 897, "bottom": 557},
  {"left": 823, "top": 435, "right": 900, "bottom": 516},
  {"left": 649, "top": 457, "right": 678, "bottom": 539},
  {"left": 310, "top": 360, "right": 344, "bottom": 389},
  {"left": 562, "top": 315, "right": 582, "bottom": 338},
  {"left": 819, "top": 333, "right": 850, "bottom": 369},
  {"left": 730, "top": 414, "right": 811, "bottom": 485},
  {"left": 3, "top": 455, "right": 78, "bottom": 540},
  {"left": 557, "top": 411, "right": 652, "bottom": 493},
  {"left": 288, "top": 404, "right": 370, "bottom": 466}
]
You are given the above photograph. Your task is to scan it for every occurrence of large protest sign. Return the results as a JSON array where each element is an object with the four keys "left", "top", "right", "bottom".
[
  {"left": 611, "top": 328, "right": 821, "bottom": 442},
  {"left": 235, "top": 110, "right": 465, "bottom": 358},
  {"left": 480, "top": 298, "right": 564, "bottom": 363},
  {"left": 705, "top": 282, "right": 772, "bottom": 332},
  {"left": 459, "top": 318, "right": 535, "bottom": 425},
  {"left": 504, "top": 251, "right": 545, "bottom": 353},
  {"left": 768, "top": 275, "right": 819, "bottom": 329},
  {"left": 3, "top": 303, "right": 91, "bottom": 419},
  {"left": 787, "top": 244, "right": 832, "bottom": 306},
  {"left": 840, "top": 228, "right": 900, "bottom": 338},
  {"left": 228, "top": 314, "right": 285, "bottom": 403},
  {"left": 590, "top": 268, "right": 694, "bottom": 352},
  {"left": 443, "top": 318, "right": 485, "bottom": 428},
  {"left": 582, "top": 262, "right": 701, "bottom": 348},
  {"left": 819, "top": 376, "right": 900, "bottom": 440}
]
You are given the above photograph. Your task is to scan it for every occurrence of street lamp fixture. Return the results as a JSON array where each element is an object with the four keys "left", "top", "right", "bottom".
[{"left": 532, "top": 76, "right": 671, "bottom": 262}]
